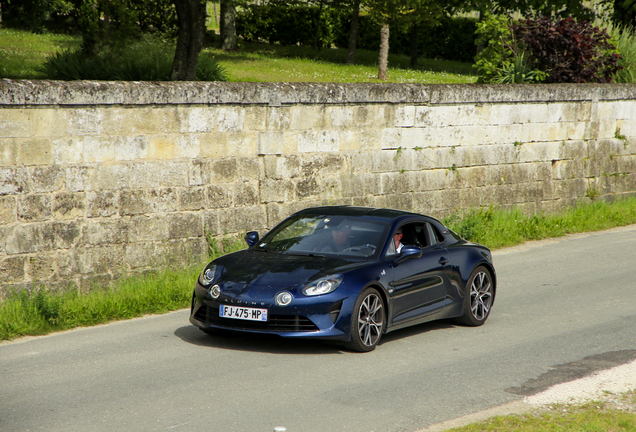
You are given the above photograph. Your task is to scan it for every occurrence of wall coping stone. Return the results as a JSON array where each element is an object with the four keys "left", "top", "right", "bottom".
[{"left": 2, "top": 80, "right": 636, "bottom": 107}]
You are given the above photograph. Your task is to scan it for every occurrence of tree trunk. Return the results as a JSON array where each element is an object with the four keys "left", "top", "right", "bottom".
[
  {"left": 221, "top": 0, "right": 237, "bottom": 51},
  {"left": 346, "top": 0, "right": 360, "bottom": 64},
  {"left": 313, "top": 0, "right": 324, "bottom": 50},
  {"left": 410, "top": 22, "right": 418, "bottom": 68},
  {"left": 171, "top": 0, "right": 207, "bottom": 81},
  {"left": 378, "top": 23, "right": 389, "bottom": 80}
]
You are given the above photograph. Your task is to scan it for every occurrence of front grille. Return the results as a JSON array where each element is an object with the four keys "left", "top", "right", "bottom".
[{"left": 194, "top": 304, "right": 319, "bottom": 332}]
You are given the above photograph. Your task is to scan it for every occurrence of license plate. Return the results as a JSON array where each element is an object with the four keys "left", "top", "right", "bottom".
[{"left": 220, "top": 305, "right": 268, "bottom": 321}]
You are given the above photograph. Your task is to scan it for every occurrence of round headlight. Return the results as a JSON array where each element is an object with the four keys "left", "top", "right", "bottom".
[
  {"left": 275, "top": 291, "right": 293, "bottom": 306},
  {"left": 199, "top": 265, "right": 217, "bottom": 286},
  {"left": 210, "top": 284, "right": 221, "bottom": 299},
  {"left": 302, "top": 275, "right": 343, "bottom": 296}
]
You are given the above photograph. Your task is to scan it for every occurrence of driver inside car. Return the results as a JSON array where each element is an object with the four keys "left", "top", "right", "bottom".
[{"left": 321, "top": 221, "right": 352, "bottom": 252}]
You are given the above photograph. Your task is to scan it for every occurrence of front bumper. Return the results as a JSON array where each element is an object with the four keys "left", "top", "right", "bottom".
[{"left": 189, "top": 281, "right": 355, "bottom": 340}]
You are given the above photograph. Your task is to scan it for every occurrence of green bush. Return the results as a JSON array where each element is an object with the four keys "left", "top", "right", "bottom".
[
  {"left": 610, "top": 25, "right": 636, "bottom": 83},
  {"left": 41, "top": 36, "right": 227, "bottom": 81}
]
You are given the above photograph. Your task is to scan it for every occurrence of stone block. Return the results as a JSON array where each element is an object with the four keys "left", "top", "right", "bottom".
[
  {"left": 236, "top": 157, "right": 261, "bottom": 181},
  {"left": 115, "top": 135, "right": 150, "bottom": 161},
  {"left": 82, "top": 136, "right": 115, "bottom": 163},
  {"left": 298, "top": 131, "right": 317, "bottom": 153},
  {"left": 80, "top": 245, "right": 125, "bottom": 275},
  {"left": 0, "top": 167, "right": 30, "bottom": 195},
  {"left": 206, "top": 185, "right": 232, "bottom": 208},
  {"left": 0, "top": 139, "right": 17, "bottom": 166},
  {"left": 67, "top": 108, "right": 103, "bottom": 136},
  {"left": 87, "top": 190, "right": 118, "bottom": 217},
  {"left": 213, "top": 158, "right": 238, "bottom": 181},
  {"left": 244, "top": 106, "right": 267, "bottom": 131},
  {"left": 381, "top": 128, "right": 401, "bottom": 150},
  {"left": 0, "top": 255, "right": 25, "bottom": 283},
  {"left": 226, "top": 133, "right": 256, "bottom": 157},
  {"left": 80, "top": 220, "right": 128, "bottom": 246},
  {"left": 174, "top": 134, "right": 200, "bottom": 159},
  {"left": 341, "top": 175, "right": 366, "bottom": 197},
  {"left": 180, "top": 187, "right": 207, "bottom": 210},
  {"left": 149, "top": 188, "right": 179, "bottom": 213},
  {"left": 0, "top": 108, "right": 33, "bottom": 138},
  {"left": 400, "top": 128, "right": 429, "bottom": 150},
  {"left": 267, "top": 106, "right": 291, "bottom": 131},
  {"left": 339, "top": 130, "right": 361, "bottom": 152},
  {"left": 65, "top": 166, "right": 94, "bottom": 192},
  {"left": 120, "top": 190, "right": 150, "bottom": 216},
  {"left": 148, "top": 135, "right": 175, "bottom": 159},
  {"left": 260, "top": 178, "right": 295, "bottom": 203},
  {"left": 44, "top": 221, "right": 81, "bottom": 250},
  {"left": 128, "top": 215, "right": 169, "bottom": 242},
  {"left": 218, "top": 205, "right": 267, "bottom": 233},
  {"left": 204, "top": 209, "right": 220, "bottom": 236},
  {"left": 53, "top": 192, "right": 85, "bottom": 219},
  {"left": 188, "top": 159, "right": 213, "bottom": 186},
  {"left": 30, "top": 166, "right": 65, "bottom": 193},
  {"left": 360, "top": 129, "right": 382, "bottom": 152},
  {"left": 0, "top": 196, "right": 16, "bottom": 225},
  {"left": 26, "top": 254, "right": 57, "bottom": 282},
  {"left": 183, "top": 107, "right": 217, "bottom": 133},
  {"left": 257, "top": 131, "right": 284, "bottom": 155},
  {"left": 16, "top": 138, "right": 52, "bottom": 166},
  {"left": 296, "top": 176, "right": 319, "bottom": 198},
  {"left": 18, "top": 194, "right": 52, "bottom": 222},
  {"left": 94, "top": 163, "right": 130, "bottom": 190},
  {"left": 234, "top": 182, "right": 259, "bottom": 206},
  {"left": 394, "top": 106, "right": 415, "bottom": 128},
  {"left": 329, "top": 106, "right": 353, "bottom": 128},
  {"left": 161, "top": 161, "right": 188, "bottom": 187},
  {"left": 52, "top": 137, "right": 84, "bottom": 164},
  {"left": 217, "top": 107, "right": 245, "bottom": 132},
  {"left": 168, "top": 212, "right": 203, "bottom": 239},
  {"left": 290, "top": 106, "right": 317, "bottom": 130},
  {"left": 130, "top": 162, "right": 162, "bottom": 189}
]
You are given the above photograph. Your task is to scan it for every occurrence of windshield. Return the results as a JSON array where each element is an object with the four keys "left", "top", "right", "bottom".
[{"left": 254, "top": 215, "right": 390, "bottom": 259}]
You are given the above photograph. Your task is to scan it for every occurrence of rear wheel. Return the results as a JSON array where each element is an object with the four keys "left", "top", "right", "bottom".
[
  {"left": 455, "top": 266, "right": 493, "bottom": 326},
  {"left": 344, "top": 288, "right": 385, "bottom": 352}
]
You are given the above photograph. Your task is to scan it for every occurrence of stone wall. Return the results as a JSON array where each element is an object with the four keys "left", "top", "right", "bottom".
[{"left": 1, "top": 80, "right": 636, "bottom": 294}]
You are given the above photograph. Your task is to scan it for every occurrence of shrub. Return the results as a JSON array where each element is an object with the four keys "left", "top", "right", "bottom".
[
  {"left": 609, "top": 25, "right": 636, "bottom": 83},
  {"left": 512, "top": 15, "right": 621, "bottom": 83},
  {"left": 474, "top": 14, "right": 516, "bottom": 83},
  {"left": 40, "top": 36, "right": 227, "bottom": 81}
]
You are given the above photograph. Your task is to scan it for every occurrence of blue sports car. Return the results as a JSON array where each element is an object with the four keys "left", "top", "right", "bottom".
[{"left": 190, "top": 206, "right": 496, "bottom": 352}]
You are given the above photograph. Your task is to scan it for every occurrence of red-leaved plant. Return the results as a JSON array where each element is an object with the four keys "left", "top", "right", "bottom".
[{"left": 512, "top": 15, "right": 621, "bottom": 83}]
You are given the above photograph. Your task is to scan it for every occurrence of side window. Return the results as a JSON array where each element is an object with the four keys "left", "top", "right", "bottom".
[
  {"left": 400, "top": 223, "right": 430, "bottom": 248},
  {"left": 429, "top": 224, "right": 446, "bottom": 244}
]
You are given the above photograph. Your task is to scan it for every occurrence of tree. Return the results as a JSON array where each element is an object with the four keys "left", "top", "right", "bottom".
[
  {"left": 220, "top": 0, "right": 238, "bottom": 50},
  {"left": 346, "top": 0, "right": 361, "bottom": 63},
  {"left": 171, "top": 0, "right": 207, "bottom": 80}
]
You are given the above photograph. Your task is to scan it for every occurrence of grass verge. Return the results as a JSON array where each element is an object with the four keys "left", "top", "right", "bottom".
[
  {"left": 448, "top": 399, "right": 636, "bottom": 432},
  {"left": 443, "top": 197, "right": 636, "bottom": 250}
]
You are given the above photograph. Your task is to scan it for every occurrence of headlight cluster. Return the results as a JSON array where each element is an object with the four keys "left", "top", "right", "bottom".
[
  {"left": 302, "top": 275, "right": 343, "bottom": 296},
  {"left": 199, "top": 265, "right": 217, "bottom": 286}
]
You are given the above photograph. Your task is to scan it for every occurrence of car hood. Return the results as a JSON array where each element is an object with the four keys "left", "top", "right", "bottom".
[{"left": 215, "top": 249, "right": 363, "bottom": 288}]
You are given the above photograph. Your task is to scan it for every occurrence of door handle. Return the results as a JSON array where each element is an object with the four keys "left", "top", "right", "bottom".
[{"left": 438, "top": 257, "right": 449, "bottom": 266}]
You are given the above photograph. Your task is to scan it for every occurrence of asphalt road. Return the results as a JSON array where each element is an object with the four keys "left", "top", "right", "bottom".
[{"left": 2, "top": 225, "right": 636, "bottom": 432}]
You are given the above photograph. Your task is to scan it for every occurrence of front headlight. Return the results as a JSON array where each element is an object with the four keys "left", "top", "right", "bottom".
[
  {"left": 199, "top": 265, "right": 217, "bottom": 286},
  {"left": 302, "top": 275, "right": 343, "bottom": 296}
]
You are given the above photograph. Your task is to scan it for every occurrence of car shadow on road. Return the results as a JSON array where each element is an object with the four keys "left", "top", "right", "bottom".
[
  {"left": 175, "top": 318, "right": 457, "bottom": 354},
  {"left": 174, "top": 325, "right": 345, "bottom": 355}
]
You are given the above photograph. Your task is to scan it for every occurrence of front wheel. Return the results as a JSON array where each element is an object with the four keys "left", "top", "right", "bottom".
[
  {"left": 344, "top": 288, "right": 385, "bottom": 352},
  {"left": 455, "top": 266, "right": 493, "bottom": 326}
]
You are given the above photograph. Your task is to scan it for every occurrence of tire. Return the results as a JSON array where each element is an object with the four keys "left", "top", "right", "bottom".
[
  {"left": 455, "top": 266, "right": 494, "bottom": 326},
  {"left": 344, "top": 287, "right": 385, "bottom": 352}
]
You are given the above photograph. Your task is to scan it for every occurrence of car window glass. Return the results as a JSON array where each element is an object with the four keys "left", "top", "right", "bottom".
[
  {"left": 256, "top": 215, "right": 389, "bottom": 259},
  {"left": 399, "top": 223, "right": 430, "bottom": 248},
  {"left": 431, "top": 225, "right": 445, "bottom": 243},
  {"left": 425, "top": 223, "right": 437, "bottom": 246}
]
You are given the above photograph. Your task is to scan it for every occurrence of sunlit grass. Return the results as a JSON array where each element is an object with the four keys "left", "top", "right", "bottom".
[
  {"left": 443, "top": 197, "right": 636, "bottom": 250},
  {"left": 0, "top": 28, "right": 80, "bottom": 79},
  {"left": 448, "top": 402, "right": 636, "bottom": 432}
]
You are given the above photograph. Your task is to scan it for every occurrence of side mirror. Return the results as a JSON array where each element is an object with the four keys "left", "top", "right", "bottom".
[
  {"left": 396, "top": 245, "right": 422, "bottom": 263},
  {"left": 244, "top": 231, "right": 260, "bottom": 248}
]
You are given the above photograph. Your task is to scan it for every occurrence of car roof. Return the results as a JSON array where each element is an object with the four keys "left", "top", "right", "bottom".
[{"left": 293, "top": 205, "right": 424, "bottom": 221}]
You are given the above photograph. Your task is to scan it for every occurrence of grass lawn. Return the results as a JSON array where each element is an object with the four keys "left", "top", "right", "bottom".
[
  {"left": 0, "top": 28, "right": 81, "bottom": 79},
  {"left": 0, "top": 27, "right": 477, "bottom": 83}
]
